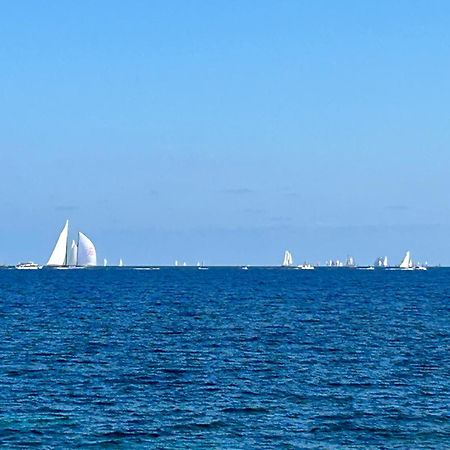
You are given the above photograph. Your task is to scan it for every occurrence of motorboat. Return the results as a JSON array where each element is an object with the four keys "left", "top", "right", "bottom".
[{"left": 15, "top": 262, "right": 41, "bottom": 270}]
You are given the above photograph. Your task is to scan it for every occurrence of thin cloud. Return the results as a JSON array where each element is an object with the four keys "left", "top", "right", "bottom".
[
  {"left": 222, "top": 188, "right": 254, "bottom": 195},
  {"left": 384, "top": 205, "right": 409, "bottom": 212},
  {"left": 243, "top": 208, "right": 264, "bottom": 215},
  {"left": 270, "top": 216, "right": 293, "bottom": 223},
  {"left": 54, "top": 205, "right": 79, "bottom": 211},
  {"left": 283, "top": 191, "right": 301, "bottom": 198}
]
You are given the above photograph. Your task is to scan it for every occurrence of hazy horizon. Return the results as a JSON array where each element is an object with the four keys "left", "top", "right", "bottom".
[{"left": 2, "top": 1, "right": 450, "bottom": 265}]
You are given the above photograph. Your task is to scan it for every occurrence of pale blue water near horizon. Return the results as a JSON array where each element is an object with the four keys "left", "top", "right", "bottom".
[{"left": 1, "top": 267, "right": 450, "bottom": 448}]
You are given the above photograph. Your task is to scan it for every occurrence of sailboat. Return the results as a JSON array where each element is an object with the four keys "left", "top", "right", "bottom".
[
  {"left": 118, "top": 258, "right": 123, "bottom": 267},
  {"left": 46, "top": 221, "right": 97, "bottom": 268},
  {"left": 374, "top": 256, "right": 389, "bottom": 268},
  {"left": 282, "top": 250, "right": 294, "bottom": 267},
  {"left": 346, "top": 256, "right": 356, "bottom": 267},
  {"left": 399, "top": 251, "right": 414, "bottom": 270},
  {"left": 103, "top": 258, "right": 108, "bottom": 267}
]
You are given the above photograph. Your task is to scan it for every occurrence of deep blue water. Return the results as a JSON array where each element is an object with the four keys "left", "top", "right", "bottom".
[{"left": 1, "top": 267, "right": 450, "bottom": 449}]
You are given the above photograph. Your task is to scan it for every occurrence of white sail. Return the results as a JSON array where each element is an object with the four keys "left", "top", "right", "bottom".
[
  {"left": 67, "top": 240, "right": 78, "bottom": 266},
  {"left": 47, "top": 220, "right": 69, "bottom": 266},
  {"left": 103, "top": 258, "right": 107, "bottom": 267},
  {"left": 383, "top": 256, "right": 388, "bottom": 267},
  {"left": 399, "top": 251, "right": 412, "bottom": 269},
  {"left": 77, "top": 232, "right": 97, "bottom": 266},
  {"left": 119, "top": 258, "right": 123, "bottom": 267},
  {"left": 282, "top": 250, "right": 293, "bottom": 266}
]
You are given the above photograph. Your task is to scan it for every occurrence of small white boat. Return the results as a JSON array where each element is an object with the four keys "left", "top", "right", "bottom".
[
  {"left": 241, "top": 266, "right": 249, "bottom": 270},
  {"left": 118, "top": 258, "right": 124, "bottom": 267},
  {"left": 298, "top": 263, "right": 314, "bottom": 270},
  {"left": 15, "top": 262, "right": 42, "bottom": 270}
]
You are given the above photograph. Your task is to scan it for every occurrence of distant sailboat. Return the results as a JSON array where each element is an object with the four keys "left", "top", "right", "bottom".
[
  {"left": 119, "top": 258, "right": 123, "bottom": 267},
  {"left": 399, "top": 251, "right": 413, "bottom": 270},
  {"left": 103, "top": 258, "right": 107, "bottom": 267},
  {"left": 346, "top": 256, "right": 356, "bottom": 267},
  {"left": 374, "top": 256, "right": 389, "bottom": 268},
  {"left": 282, "top": 250, "right": 293, "bottom": 267}
]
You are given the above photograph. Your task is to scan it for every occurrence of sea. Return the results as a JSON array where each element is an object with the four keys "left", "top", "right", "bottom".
[{"left": 1, "top": 267, "right": 450, "bottom": 449}]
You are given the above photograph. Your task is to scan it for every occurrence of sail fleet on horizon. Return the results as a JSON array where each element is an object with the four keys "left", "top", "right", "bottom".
[
  {"left": 281, "top": 249, "right": 428, "bottom": 271},
  {"left": 11, "top": 220, "right": 432, "bottom": 270}
]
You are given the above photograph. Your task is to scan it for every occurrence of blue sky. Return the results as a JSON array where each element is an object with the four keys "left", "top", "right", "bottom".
[{"left": 1, "top": 1, "right": 450, "bottom": 265}]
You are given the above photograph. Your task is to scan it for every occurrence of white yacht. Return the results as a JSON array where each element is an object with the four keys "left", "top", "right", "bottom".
[
  {"left": 415, "top": 261, "right": 428, "bottom": 271},
  {"left": 15, "top": 262, "right": 42, "bottom": 270},
  {"left": 299, "top": 263, "right": 315, "bottom": 270}
]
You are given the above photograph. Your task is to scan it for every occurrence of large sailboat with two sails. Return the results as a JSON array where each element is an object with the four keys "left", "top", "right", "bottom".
[{"left": 47, "top": 220, "right": 97, "bottom": 268}]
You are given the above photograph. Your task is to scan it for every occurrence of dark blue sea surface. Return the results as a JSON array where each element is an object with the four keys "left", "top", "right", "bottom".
[{"left": 1, "top": 267, "right": 450, "bottom": 448}]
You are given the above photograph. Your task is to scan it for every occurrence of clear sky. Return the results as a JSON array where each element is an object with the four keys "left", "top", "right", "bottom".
[{"left": 1, "top": 1, "right": 450, "bottom": 265}]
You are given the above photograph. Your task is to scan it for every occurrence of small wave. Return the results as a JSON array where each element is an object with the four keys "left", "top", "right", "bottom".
[
  {"left": 222, "top": 406, "right": 269, "bottom": 414},
  {"left": 172, "top": 420, "right": 226, "bottom": 431}
]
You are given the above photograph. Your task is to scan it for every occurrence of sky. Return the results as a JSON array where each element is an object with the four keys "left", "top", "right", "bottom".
[{"left": 1, "top": 1, "right": 450, "bottom": 265}]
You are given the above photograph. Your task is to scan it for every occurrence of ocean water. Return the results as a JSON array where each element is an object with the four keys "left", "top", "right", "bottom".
[{"left": 1, "top": 267, "right": 450, "bottom": 449}]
